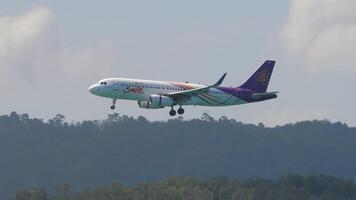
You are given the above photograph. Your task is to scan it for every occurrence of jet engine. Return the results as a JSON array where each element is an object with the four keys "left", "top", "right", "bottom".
[{"left": 138, "top": 94, "right": 174, "bottom": 109}]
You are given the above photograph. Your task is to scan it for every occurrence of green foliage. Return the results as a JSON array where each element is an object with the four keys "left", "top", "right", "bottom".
[
  {"left": 9, "top": 189, "right": 48, "bottom": 200},
  {"left": 0, "top": 112, "right": 355, "bottom": 199},
  {"left": 54, "top": 183, "right": 71, "bottom": 200},
  {"left": 9, "top": 175, "right": 356, "bottom": 200}
]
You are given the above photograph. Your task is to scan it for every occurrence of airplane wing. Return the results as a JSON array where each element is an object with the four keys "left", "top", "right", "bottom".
[{"left": 164, "top": 73, "right": 227, "bottom": 101}]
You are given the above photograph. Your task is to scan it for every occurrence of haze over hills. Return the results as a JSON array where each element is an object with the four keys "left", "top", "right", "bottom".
[{"left": 0, "top": 112, "right": 355, "bottom": 198}]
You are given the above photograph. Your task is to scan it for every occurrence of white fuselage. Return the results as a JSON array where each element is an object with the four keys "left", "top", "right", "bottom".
[
  {"left": 88, "top": 78, "right": 247, "bottom": 107},
  {"left": 88, "top": 60, "right": 277, "bottom": 115}
]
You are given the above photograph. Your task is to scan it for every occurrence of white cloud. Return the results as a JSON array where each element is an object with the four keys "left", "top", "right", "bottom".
[
  {"left": 58, "top": 40, "right": 116, "bottom": 79},
  {"left": 280, "top": 0, "right": 356, "bottom": 72},
  {"left": 0, "top": 6, "right": 116, "bottom": 84},
  {"left": 0, "top": 6, "right": 55, "bottom": 82}
]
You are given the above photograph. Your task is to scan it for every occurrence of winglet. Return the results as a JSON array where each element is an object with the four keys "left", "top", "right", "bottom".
[{"left": 213, "top": 73, "right": 227, "bottom": 87}]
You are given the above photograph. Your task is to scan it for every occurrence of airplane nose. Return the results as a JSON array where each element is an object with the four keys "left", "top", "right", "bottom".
[{"left": 88, "top": 85, "right": 97, "bottom": 94}]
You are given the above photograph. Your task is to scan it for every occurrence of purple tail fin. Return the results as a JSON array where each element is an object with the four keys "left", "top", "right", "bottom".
[{"left": 239, "top": 60, "right": 275, "bottom": 92}]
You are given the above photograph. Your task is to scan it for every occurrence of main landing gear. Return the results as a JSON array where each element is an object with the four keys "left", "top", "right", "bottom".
[
  {"left": 169, "top": 105, "right": 185, "bottom": 116},
  {"left": 178, "top": 106, "right": 184, "bottom": 115},
  {"left": 110, "top": 99, "right": 116, "bottom": 110},
  {"left": 169, "top": 109, "right": 176, "bottom": 116}
]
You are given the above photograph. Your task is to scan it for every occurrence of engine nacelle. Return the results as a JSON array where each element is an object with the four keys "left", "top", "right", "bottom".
[
  {"left": 138, "top": 95, "right": 174, "bottom": 109},
  {"left": 150, "top": 94, "right": 174, "bottom": 108},
  {"left": 138, "top": 100, "right": 151, "bottom": 109}
]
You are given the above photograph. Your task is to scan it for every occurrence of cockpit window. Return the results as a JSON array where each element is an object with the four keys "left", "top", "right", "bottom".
[{"left": 99, "top": 82, "right": 107, "bottom": 85}]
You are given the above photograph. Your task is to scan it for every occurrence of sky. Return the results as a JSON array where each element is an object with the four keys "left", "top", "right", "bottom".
[{"left": 0, "top": 0, "right": 355, "bottom": 126}]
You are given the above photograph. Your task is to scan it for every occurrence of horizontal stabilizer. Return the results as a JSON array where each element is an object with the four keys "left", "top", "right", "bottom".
[{"left": 251, "top": 91, "right": 279, "bottom": 99}]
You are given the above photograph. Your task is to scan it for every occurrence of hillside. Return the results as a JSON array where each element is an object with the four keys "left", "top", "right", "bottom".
[{"left": 0, "top": 112, "right": 355, "bottom": 198}]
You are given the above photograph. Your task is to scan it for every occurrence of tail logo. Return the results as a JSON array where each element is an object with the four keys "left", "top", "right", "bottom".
[{"left": 254, "top": 70, "right": 270, "bottom": 85}]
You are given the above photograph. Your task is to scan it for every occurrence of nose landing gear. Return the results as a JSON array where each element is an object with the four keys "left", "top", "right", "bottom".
[{"left": 111, "top": 99, "right": 116, "bottom": 110}]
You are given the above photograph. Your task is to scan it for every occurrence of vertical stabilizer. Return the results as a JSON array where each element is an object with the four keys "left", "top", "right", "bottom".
[{"left": 239, "top": 60, "right": 275, "bottom": 92}]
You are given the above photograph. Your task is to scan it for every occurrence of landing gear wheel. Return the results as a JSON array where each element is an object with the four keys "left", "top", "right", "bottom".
[
  {"left": 177, "top": 107, "right": 184, "bottom": 115},
  {"left": 169, "top": 109, "right": 176, "bottom": 116},
  {"left": 111, "top": 99, "right": 116, "bottom": 110}
]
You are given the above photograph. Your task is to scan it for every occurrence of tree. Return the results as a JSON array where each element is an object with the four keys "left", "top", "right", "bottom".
[
  {"left": 49, "top": 114, "right": 66, "bottom": 127},
  {"left": 9, "top": 189, "right": 48, "bottom": 200},
  {"left": 54, "top": 182, "right": 71, "bottom": 200}
]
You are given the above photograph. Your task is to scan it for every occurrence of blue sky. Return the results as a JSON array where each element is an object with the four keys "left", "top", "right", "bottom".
[{"left": 0, "top": 0, "right": 355, "bottom": 126}]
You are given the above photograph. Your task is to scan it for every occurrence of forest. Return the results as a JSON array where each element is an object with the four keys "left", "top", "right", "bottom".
[
  {"left": 9, "top": 175, "right": 356, "bottom": 200},
  {"left": 1, "top": 112, "right": 355, "bottom": 199}
]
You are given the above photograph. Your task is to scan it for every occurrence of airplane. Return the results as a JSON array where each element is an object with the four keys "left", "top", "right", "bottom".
[{"left": 88, "top": 60, "right": 278, "bottom": 116}]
